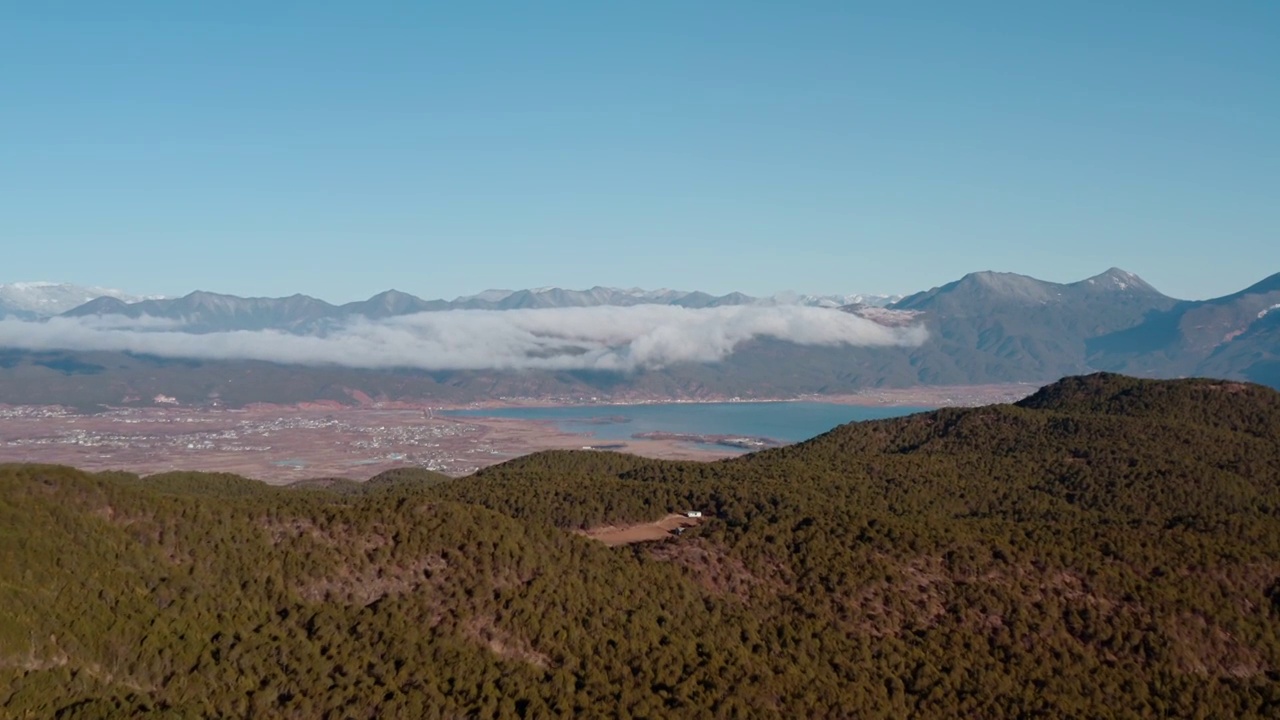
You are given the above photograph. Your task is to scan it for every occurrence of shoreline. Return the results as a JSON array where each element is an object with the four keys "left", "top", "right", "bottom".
[
  {"left": 429, "top": 382, "right": 1037, "bottom": 413},
  {"left": 0, "top": 384, "right": 1036, "bottom": 483},
  {"left": 0, "top": 383, "right": 1037, "bottom": 416}
]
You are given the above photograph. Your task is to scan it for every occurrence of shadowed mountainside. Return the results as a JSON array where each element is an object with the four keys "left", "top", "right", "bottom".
[{"left": 1087, "top": 272, "right": 1280, "bottom": 381}]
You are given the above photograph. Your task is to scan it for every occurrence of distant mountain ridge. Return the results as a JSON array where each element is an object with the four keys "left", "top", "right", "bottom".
[
  {"left": 1, "top": 268, "right": 1278, "bottom": 407},
  {"left": 876, "top": 267, "right": 1280, "bottom": 389},
  {"left": 53, "top": 285, "right": 900, "bottom": 332},
  {"left": 452, "top": 287, "right": 900, "bottom": 310},
  {"left": 893, "top": 268, "right": 1165, "bottom": 312}
]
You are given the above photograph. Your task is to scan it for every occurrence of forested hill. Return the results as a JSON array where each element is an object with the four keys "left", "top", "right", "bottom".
[{"left": 4, "top": 374, "right": 1280, "bottom": 718}]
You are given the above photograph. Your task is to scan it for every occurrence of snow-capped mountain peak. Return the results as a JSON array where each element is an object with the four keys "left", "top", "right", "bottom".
[{"left": 766, "top": 292, "right": 902, "bottom": 308}]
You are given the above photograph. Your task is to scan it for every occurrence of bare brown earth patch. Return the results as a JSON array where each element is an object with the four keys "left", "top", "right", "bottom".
[
  {"left": 262, "top": 516, "right": 398, "bottom": 553},
  {"left": 257, "top": 516, "right": 440, "bottom": 605},
  {"left": 294, "top": 555, "right": 448, "bottom": 606},
  {"left": 844, "top": 556, "right": 953, "bottom": 638},
  {"left": 463, "top": 616, "right": 552, "bottom": 669},
  {"left": 577, "top": 513, "right": 702, "bottom": 547},
  {"left": 1209, "top": 381, "right": 1252, "bottom": 394},
  {"left": 87, "top": 504, "right": 192, "bottom": 565},
  {"left": 645, "top": 539, "right": 786, "bottom": 600},
  {"left": 834, "top": 555, "right": 1274, "bottom": 678},
  {"left": 1168, "top": 612, "right": 1267, "bottom": 678},
  {"left": 263, "top": 516, "right": 330, "bottom": 546}
]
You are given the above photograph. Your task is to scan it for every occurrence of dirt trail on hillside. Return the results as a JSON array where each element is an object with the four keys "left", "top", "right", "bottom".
[{"left": 579, "top": 514, "right": 702, "bottom": 546}]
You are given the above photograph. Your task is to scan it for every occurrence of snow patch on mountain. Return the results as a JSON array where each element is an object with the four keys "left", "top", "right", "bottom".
[
  {"left": 456, "top": 289, "right": 516, "bottom": 303},
  {"left": 0, "top": 282, "right": 160, "bottom": 317},
  {"left": 449, "top": 287, "right": 900, "bottom": 310}
]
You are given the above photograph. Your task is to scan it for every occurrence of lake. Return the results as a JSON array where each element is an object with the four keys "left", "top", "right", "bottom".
[{"left": 447, "top": 401, "right": 932, "bottom": 445}]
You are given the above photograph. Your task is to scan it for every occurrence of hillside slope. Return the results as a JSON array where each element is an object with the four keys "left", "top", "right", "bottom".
[{"left": 3, "top": 374, "right": 1280, "bottom": 717}]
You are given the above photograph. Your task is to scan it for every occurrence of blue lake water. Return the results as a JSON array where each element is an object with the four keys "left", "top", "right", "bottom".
[{"left": 447, "top": 402, "right": 932, "bottom": 444}]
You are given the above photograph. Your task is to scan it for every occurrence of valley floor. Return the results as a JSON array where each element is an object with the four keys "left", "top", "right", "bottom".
[
  {"left": 0, "top": 405, "right": 732, "bottom": 482},
  {"left": 0, "top": 383, "right": 1030, "bottom": 482}
]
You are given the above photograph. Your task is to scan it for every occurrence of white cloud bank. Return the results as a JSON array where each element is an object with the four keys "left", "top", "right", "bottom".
[{"left": 0, "top": 305, "right": 926, "bottom": 372}]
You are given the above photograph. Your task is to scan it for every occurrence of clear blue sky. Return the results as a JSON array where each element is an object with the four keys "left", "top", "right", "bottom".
[{"left": 3, "top": 2, "right": 1276, "bottom": 301}]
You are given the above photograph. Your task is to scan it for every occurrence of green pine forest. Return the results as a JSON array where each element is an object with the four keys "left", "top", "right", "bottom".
[{"left": 3, "top": 373, "right": 1280, "bottom": 718}]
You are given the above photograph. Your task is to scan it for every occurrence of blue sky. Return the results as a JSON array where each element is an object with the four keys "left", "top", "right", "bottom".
[{"left": 3, "top": 2, "right": 1276, "bottom": 302}]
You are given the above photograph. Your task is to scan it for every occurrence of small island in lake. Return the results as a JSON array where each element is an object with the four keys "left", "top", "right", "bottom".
[{"left": 574, "top": 415, "right": 633, "bottom": 425}]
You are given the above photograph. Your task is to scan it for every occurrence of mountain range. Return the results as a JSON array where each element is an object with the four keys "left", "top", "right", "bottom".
[
  {"left": 705, "top": 266, "right": 1278, "bottom": 393},
  {"left": 0, "top": 268, "right": 1277, "bottom": 407},
  {"left": 1, "top": 283, "right": 900, "bottom": 330}
]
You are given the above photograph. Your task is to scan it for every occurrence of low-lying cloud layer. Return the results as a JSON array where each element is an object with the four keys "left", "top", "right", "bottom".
[{"left": 0, "top": 305, "right": 926, "bottom": 371}]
